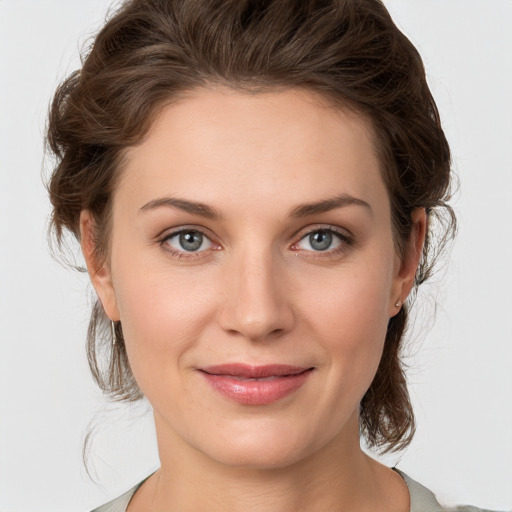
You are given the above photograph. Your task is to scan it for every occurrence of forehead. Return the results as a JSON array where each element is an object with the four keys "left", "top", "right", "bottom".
[{"left": 118, "top": 86, "right": 387, "bottom": 215}]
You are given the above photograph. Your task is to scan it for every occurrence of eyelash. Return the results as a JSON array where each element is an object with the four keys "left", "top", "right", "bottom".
[
  {"left": 159, "top": 227, "right": 219, "bottom": 260},
  {"left": 159, "top": 226, "right": 353, "bottom": 260},
  {"left": 291, "top": 227, "right": 353, "bottom": 258}
]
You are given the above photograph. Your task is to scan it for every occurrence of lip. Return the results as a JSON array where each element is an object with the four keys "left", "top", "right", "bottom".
[{"left": 199, "top": 364, "right": 314, "bottom": 405}]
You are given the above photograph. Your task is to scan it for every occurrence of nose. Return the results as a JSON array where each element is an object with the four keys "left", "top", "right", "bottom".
[{"left": 217, "top": 250, "right": 295, "bottom": 342}]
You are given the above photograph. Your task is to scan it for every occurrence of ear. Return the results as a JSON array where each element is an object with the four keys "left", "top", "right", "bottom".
[
  {"left": 80, "top": 210, "right": 120, "bottom": 321},
  {"left": 389, "top": 208, "right": 427, "bottom": 317}
]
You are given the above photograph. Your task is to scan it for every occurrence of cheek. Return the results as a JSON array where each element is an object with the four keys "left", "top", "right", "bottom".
[
  {"left": 306, "top": 258, "right": 392, "bottom": 336},
  {"left": 111, "top": 256, "right": 218, "bottom": 394},
  {"left": 300, "top": 260, "right": 393, "bottom": 386}
]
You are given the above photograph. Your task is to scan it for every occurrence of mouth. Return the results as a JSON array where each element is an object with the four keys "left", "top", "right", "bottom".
[{"left": 198, "top": 364, "right": 315, "bottom": 405}]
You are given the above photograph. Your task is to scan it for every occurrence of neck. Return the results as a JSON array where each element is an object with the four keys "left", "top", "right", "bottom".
[{"left": 128, "top": 411, "right": 409, "bottom": 512}]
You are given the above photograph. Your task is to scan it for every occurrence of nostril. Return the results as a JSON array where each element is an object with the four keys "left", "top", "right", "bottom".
[{"left": 217, "top": 271, "right": 295, "bottom": 339}]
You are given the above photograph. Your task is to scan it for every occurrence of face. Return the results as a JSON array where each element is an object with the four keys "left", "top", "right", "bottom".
[{"left": 83, "top": 87, "right": 421, "bottom": 469}]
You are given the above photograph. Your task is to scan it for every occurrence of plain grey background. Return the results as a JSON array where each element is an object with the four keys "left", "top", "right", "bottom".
[{"left": 0, "top": 1, "right": 511, "bottom": 510}]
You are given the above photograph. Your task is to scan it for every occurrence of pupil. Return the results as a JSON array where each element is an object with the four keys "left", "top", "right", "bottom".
[
  {"left": 179, "top": 231, "right": 202, "bottom": 251},
  {"left": 310, "top": 231, "right": 332, "bottom": 251}
]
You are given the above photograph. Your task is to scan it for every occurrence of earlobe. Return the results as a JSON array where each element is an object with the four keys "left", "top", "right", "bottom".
[
  {"left": 390, "top": 208, "right": 427, "bottom": 316},
  {"left": 79, "top": 210, "right": 120, "bottom": 321}
]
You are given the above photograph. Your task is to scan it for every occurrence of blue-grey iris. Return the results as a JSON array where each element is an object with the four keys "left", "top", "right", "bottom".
[
  {"left": 309, "top": 231, "right": 332, "bottom": 251},
  {"left": 179, "top": 231, "right": 203, "bottom": 251}
]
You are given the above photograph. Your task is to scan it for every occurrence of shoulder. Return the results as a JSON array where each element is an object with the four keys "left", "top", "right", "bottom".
[
  {"left": 92, "top": 470, "right": 501, "bottom": 512},
  {"left": 447, "top": 509, "right": 502, "bottom": 512},
  {"left": 396, "top": 469, "right": 501, "bottom": 512},
  {"left": 90, "top": 481, "right": 141, "bottom": 512}
]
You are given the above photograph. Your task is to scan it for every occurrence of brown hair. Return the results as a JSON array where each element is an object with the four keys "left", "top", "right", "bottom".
[{"left": 46, "top": 0, "right": 455, "bottom": 453}]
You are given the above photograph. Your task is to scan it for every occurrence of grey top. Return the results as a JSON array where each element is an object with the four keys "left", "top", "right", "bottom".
[{"left": 91, "top": 469, "right": 497, "bottom": 512}]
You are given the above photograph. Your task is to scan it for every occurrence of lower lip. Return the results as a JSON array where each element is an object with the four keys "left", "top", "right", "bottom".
[{"left": 200, "top": 370, "right": 313, "bottom": 405}]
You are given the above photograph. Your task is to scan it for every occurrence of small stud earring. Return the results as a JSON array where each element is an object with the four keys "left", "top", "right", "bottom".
[
  {"left": 111, "top": 320, "right": 117, "bottom": 346},
  {"left": 395, "top": 300, "right": 402, "bottom": 308}
]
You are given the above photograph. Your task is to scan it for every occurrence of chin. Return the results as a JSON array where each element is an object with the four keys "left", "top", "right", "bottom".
[
  {"left": 210, "top": 444, "right": 308, "bottom": 470},
  {"left": 197, "top": 423, "right": 321, "bottom": 470}
]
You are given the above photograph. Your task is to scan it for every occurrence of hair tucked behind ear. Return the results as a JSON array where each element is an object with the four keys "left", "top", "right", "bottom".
[
  {"left": 360, "top": 308, "right": 413, "bottom": 451},
  {"left": 47, "top": 0, "right": 455, "bottom": 453},
  {"left": 87, "top": 303, "right": 143, "bottom": 401}
]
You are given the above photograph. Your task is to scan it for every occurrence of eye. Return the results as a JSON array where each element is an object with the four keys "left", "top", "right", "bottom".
[
  {"left": 163, "top": 229, "right": 213, "bottom": 253},
  {"left": 293, "top": 228, "right": 349, "bottom": 253}
]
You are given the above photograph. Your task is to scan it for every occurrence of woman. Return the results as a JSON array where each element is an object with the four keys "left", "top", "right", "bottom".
[{"left": 44, "top": 0, "right": 495, "bottom": 511}]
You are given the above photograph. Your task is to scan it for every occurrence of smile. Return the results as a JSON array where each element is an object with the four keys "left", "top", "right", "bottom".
[{"left": 199, "top": 364, "right": 315, "bottom": 405}]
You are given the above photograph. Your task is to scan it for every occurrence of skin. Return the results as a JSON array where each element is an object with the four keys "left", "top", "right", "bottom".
[{"left": 81, "top": 86, "right": 426, "bottom": 511}]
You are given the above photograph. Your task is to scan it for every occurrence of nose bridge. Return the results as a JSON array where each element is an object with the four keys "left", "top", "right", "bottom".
[{"left": 219, "top": 244, "right": 294, "bottom": 341}]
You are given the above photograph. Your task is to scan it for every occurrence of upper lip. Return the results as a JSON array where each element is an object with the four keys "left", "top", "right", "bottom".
[{"left": 200, "top": 364, "right": 312, "bottom": 378}]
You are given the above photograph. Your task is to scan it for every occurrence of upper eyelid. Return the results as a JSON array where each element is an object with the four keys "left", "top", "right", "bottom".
[
  {"left": 159, "top": 225, "right": 216, "bottom": 242},
  {"left": 294, "top": 224, "right": 352, "bottom": 241}
]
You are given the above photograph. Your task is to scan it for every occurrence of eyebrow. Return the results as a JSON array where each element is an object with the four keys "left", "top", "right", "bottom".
[
  {"left": 139, "top": 193, "right": 371, "bottom": 219},
  {"left": 289, "top": 194, "right": 372, "bottom": 217},
  {"left": 139, "top": 197, "right": 221, "bottom": 219}
]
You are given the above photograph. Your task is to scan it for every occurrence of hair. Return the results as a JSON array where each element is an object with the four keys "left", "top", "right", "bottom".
[{"left": 46, "top": 0, "right": 455, "bottom": 454}]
